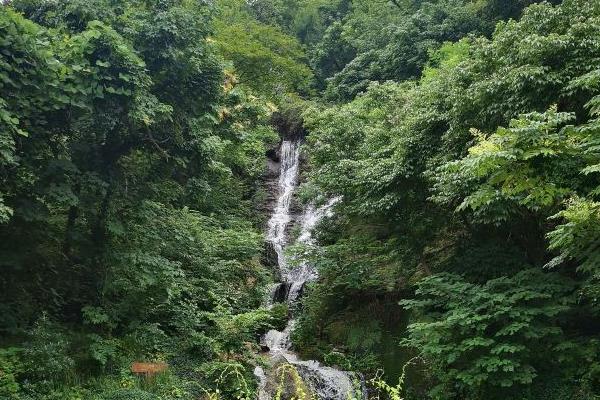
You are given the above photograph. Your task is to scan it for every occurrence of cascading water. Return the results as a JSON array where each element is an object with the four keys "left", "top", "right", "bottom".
[
  {"left": 266, "top": 140, "right": 301, "bottom": 271},
  {"left": 255, "top": 139, "right": 363, "bottom": 400}
]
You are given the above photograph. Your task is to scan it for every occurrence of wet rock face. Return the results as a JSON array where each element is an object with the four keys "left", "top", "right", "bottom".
[
  {"left": 293, "top": 361, "right": 358, "bottom": 400},
  {"left": 262, "top": 241, "right": 279, "bottom": 268},
  {"left": 266, "top": 149, "right": 281, "bottom": 179},
  {"left": 257, "top": 141, "right": 282, "bottom": 231},
  {"left": 266, "top": 147, "right": 281, "bottom": 164},
  {"left": 272, "top": 282, "right": 291, "bottom": 303},
  {"left": 271, "top": 109, "right": 306, "bottom": 141}
]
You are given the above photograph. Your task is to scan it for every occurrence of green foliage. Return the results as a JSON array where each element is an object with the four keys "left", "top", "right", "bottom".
[
  {"left": 294, "top": 0, "right": 600, "bottom": 397},
  {"left": 402, "top": 270, "right": 575, "bottom": 398},
  {"left": 247, "top": 0, "right": 293, "bottom": 28},
  {"left": 369, "top": 358, "right": 420, "bottom": 400},
  {"left": 292, "top": 224, "right": 409, "bottom": 373},
  {"left": 304, "top": 81, "right": 421, "bottom": 216},
  {"left": 0, "top": 7, "right": 69, "bottom": 224},
  {"left": 547, "top": 197, "right": 600, "bottom": 309},
  {"left": 0, "top": 348, "right": 23, "bottom": 400},
  {"left": 421, "top": 40, "right": 470, "bottom": 83},
  {"left": 0, "top": 0, "right": 284, "bottom": 398},
  {"left": 22, "top": 316, "right": 76, "bottom": 384},
  {"left": 308, "top": 20, "right": 355, "bottom": 88},
  {"left": 319, "top": 0, "right": 549, "bottom": 101},
  {"left": 196, "top": 362, "right": 254, "bottom": 400},
  {"left": 5, "top": 0, "right": 600, "bottom": 398},
  {"left": 101, "top": 388, "right": 160, "bottom": 400},
  {"left": 214, "top": 304, "right": 288, "bottom": 353},
  {"left": 213, "top": 0, "right": 314, "bottom": 97},
  {"left": 433, "top": 107, "right": 581, "bottom": 224}
]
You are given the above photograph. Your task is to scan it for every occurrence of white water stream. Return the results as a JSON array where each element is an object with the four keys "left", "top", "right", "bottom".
[{"left": 255, "top": 139, "right": 363, "bottom": 400}]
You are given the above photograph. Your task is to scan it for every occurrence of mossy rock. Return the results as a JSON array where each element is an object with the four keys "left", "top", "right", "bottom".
[{"left": 263, "top": 359, "right": 315, "bottom": 400}]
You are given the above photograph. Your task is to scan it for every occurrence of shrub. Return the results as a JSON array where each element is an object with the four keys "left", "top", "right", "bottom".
[
  {"left": 0, "top": 347, "right": 23, "bottom": 400},
  {"left": 401, "top": 269, "right": 575, "bottom": 399},
  {"left": 101, "top": 388, "right": 160, "bottom": 400}
]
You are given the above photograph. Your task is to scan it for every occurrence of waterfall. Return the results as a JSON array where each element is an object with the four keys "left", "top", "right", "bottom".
[
  {"left": 256, "top": 139, "right": 363, "bottom": 400},
  {"left": 266, "top": 140, "right": 301, "bottom": 271}
]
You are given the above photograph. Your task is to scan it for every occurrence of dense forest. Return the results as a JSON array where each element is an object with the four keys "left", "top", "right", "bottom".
[{"left": 1, "top": 0, "right": 600, "bottom": 399}]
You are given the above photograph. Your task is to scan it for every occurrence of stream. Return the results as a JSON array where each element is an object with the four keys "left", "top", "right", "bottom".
[{"left": 254, "top": 139, "right": 365, "bottom": 400}]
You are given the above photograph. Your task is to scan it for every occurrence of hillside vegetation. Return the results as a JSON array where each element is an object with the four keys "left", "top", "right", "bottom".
[{"left": 1, "top": 0, "right": 600, "bottom": 399}]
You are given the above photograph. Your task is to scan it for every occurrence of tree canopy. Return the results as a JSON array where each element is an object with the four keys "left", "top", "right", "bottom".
[{"left": 2, "top": 0, "right": 600, "bottom": 399}]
